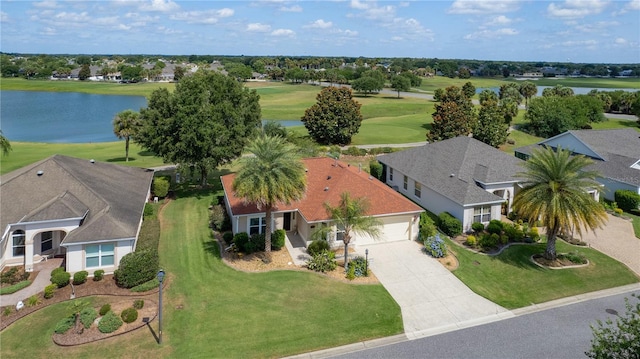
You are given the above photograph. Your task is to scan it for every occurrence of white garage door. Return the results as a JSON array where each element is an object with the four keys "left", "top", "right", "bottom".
[{"left": 353, "top": 215, "right": 414, "bottom": 245}]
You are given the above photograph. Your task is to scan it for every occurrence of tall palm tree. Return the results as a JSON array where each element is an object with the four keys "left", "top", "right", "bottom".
[
  {"left": 323, "top": 192, "right": 382, "bottom": 268},
  {"left": 513, "top": 146, "right": 607, "bottom": 260},
  {"left": 0, "top": 130, "right": 12, "bottom": 156},
  {"left": 232, "top": 135, "right": 307, "bottom": 258},
  {"left": 112, "top": 109, "right": 140, "bottom": 162}
]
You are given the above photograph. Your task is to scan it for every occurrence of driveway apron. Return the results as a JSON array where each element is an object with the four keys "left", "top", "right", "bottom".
[{"left": 358, "top": 241, "right": 512, "bottom": 338}]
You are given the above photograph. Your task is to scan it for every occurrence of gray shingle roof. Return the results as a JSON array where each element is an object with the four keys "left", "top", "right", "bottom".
[
  {"left": 378, "top": 136, "right": 523, "bottom": 206},
  {"left": 1, "top": 155, "right": 154, "bottom": 245}
]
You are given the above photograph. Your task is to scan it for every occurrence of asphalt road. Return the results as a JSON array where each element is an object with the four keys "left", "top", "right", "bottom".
[{"left": 331, "top": 290, "right": 639, "bottom": 359}]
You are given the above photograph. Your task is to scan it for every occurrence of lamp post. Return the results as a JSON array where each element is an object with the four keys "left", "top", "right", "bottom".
[
  {"left": 365, "top": 249, "right": 369, "bottom": 277},
  {"left": 157, "top": 269, "right": 165, "bottom": 344}
]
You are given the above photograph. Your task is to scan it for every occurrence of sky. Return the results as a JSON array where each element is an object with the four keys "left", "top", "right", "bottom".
[{"left": 1, "top": 0, "right": 639, "bottom": 64}]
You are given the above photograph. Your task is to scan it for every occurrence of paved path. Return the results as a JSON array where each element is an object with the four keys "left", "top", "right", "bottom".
[
  {"left": 579, "top": 213, "right": 640, "bottom": 276},
  {"left": 356, "top": 241, "right": 512, "bottom": 339},
  {"left": 1, "top": 258, "right": 63, "bottom": 306}
]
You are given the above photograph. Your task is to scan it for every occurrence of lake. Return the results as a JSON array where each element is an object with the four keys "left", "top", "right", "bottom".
[
  {"left": 476, "top": 85, "right": 637, "bottom": 96},
  {"left": 1, "top": 91, "right": 148, "bottom": 143}
]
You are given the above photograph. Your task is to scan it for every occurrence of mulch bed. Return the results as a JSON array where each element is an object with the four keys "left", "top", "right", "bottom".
[{"left": 531, "top": 254, "right": 588, "bottom": 268}]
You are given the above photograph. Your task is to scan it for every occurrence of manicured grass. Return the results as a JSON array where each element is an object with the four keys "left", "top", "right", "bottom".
[
  {"left": 0, "top": 77, "right": 174, "bottom": 97},
  {"left": 0, "top": 280, "right": 32, "bottom": 295},
  {"left": 448, "top": 238, "right": 639, "bottom": 309},
  {"left": 0, "top": 141, "right": 167, "bottom": 175},
  {"left": 0, "top": 186, "right": 402, "bottom": 358},
  {"left": 624, "top": 211, "right": 640, "bottom": 239}
]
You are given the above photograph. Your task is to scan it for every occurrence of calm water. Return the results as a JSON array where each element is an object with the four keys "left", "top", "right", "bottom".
[
  {"left": 476, "top": 86, "right": 637, "bottom": 96},
  {"left": 1, "top": 91, "right": 148, "bottom": 143}
]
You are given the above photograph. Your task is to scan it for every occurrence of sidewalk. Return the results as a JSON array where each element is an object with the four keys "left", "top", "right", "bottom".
[{"left": 1, "top": 258, "right": 63, "bottom": 306}]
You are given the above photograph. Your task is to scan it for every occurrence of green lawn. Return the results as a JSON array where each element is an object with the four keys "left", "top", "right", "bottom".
[
  {"left": 448, "top": 239, "right": 639, "bottom": 309},
  {"left": 0, "top": 186, "right": 402, "bottom": 359},
  {"left": 0, "top": 77, "right": 174, "bottom": 97},
  {"left": 624, "top": 211, "right": 640, "bottom": 239}
]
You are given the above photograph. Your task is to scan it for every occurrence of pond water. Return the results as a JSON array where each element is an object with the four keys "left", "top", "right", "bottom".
[
  {"left": 1, "top": 91, "right": 148, "bottom": 143},
  {"left": 476, "top": 86, "right": 637, "bottom": 96}
]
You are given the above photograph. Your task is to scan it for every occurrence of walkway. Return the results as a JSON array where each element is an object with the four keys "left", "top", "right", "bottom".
[
  {"left": 579, "top": 213, "right": 640, "bottom": 276},
  {"left": 1, "top": 258, "right": 63, "bottom": 306},
  {"left": 356, "top": 241, "right": 513, "bottom": 339}
]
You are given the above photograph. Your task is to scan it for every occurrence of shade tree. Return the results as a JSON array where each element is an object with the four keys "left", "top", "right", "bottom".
[{"left": 301, "top": 86, "right": 363, "bottom": 145}]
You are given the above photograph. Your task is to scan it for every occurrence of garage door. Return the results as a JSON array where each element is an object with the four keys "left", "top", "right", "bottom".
[{"left": 353, "top": 215, "right": 414, "bottom": 245}]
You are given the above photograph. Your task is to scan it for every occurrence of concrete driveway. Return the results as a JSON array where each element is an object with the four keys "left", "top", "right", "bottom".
[{"left": 357, "top": 240, "right": 513, "bottom": 339}]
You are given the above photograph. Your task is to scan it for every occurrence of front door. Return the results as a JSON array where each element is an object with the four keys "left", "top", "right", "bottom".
[{"left": 283, "top": 212, "right": 292, "bottom": 231}]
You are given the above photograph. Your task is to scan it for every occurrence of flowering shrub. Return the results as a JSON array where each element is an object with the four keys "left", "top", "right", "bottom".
[
  {"left": 306, "top": 250, "right": 337, "bottom": 273},
  {"left": 424, "top": 233, "right": 448, "bottom": 258},
  {"left": 345, "top": 256, "right": 369, "bottom": 278}
]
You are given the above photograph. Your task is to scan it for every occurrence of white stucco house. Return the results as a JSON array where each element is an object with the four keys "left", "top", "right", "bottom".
[
  {"left": 221, "top": 157, "right": 424, "bottom": 247},
  {"left": 0, "top": 155, "right": 154, "bottom": 274},
  {"left": 515, "top": 129, "right": 640, "bottom": 201},
  {"left": 377, "top": 136, "right": 524, "bottom": 232}
]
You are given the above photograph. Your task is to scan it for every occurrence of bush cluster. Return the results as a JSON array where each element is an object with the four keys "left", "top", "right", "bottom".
[
  {"left": 152, "top": 176, "right": 170, "bottom": 198},
  {"left": 54, "top": 315, "right": 75, "bottom": 334},
  {"left": 133, "top": 299, "right": 144, "bottom": 310},
  {"left": 307, "top": 239, "right": 330, "bottom": 257},
  {"left": 222, "top": 232, "right": 234, "bottom": 245},
  {"left": 471, "top": 222, "right": 485, "bottom": 233},
  {"left": 438, "top": 212, "right": 462, "bottom": 237},
  {"left": 233, "top": 231, "right": 285, "bottom": 253},
  {"left": 424, "top": 233, "right": 448, "bottom": 258},
  {"left": 130, "top": 278, "right": 159, "bottom": 292},
  {"left": 93, "top": 269, "right": 105, "bottom": 281},
  {"left": 343, "top": 146, "right": 367, "bottom": 156},
  {"left": 306, "top": 250, "right": 337, "bottom": 273},
  {"left": 44, "top": 284, "right": 57, "bottom": 299},
  {"left": 80, "top": 307, "right": 98, "bottom": 329},
  {"left": 143, "top": 203, "right": 155, "bottom": 218},
  {"left": 345, "top": 256, "right": 369, "bottom": 278},
  {"left": 99, "top": 304, "right": 111, "bottom": 316},
  {"left": 1, "top": 267, "right": 29, "bottom": 285},
  {"left": 50, "top": 268, "right": 71, "bottom": 288},
  {"left": 98, "top": 311, "right": 123, "bottom": 333},
  {"left": 121, "top": 307, "right": 138, "bottom": 323},
  {"left": 73, "top": 270, "right": 88, "bottom": 285},
  {"left": 137, "top": 217, "right": 160, "bottom": 252},
  {"left": 369, "top": 160, "right": 383, "bottom": 180},
  {"left": 233, "top": 232, "right": 250, "bottom": 252},
  {"left": 209, "top": 205, "right": 226, "bottom": 231},
  {"left": 465, "top": 235, "right": 476, "bottom": 246},
  {"left": 419, "top": 213, "right": 437, "bottom": 241},
  {"left": 271, "top": 229, "right": 286, "bottom": 250},
  {"left": 486, "top": 220, "right": 503, "bottom": 235},
  {"left": 478, "top": 233, "right": 500, "bottom": 250},
  {"left": 615, "top": 190, "right": 640, "bottom": 212},
  {"left": 114, "top": 249, "right": 159, "bottom": 288}
]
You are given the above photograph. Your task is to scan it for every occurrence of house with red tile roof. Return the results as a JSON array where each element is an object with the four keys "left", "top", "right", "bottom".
[{"left": 221, "top": 157, "right": 423, "bottom": 247}]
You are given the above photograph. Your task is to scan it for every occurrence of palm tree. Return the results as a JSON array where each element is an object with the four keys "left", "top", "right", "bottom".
[
  {"left": 513, "top": 146, "right": 607, "bottom": 260},
  {"left": 323, "top": 192, "right": 382, "bottom": 268},
  {"left": 232, "top": 135, "right": 307, "bottom": 258},
  {"left": 0, "top": 130, "right": 12, "bottom": 156},
  {"left": 112, "top": 109, "right": 140, "bottom": 162}
]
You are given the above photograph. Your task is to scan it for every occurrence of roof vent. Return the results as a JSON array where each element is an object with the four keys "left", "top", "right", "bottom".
[
  {"left": 327, "top": 175, "right": 332, "bottom": 180},
  {"left": 449, "top": 173, "right": 455, "bottom": 177},
  {"left": 90, "top": 159, "right": 95, "bottom": 163},
  {"left": 324, "top": 187, "right": 329, "bottom": 191},
  {"left": 37, "top": 170, "right": 44, "bottom": 176},
  {"left": 305, "top": 168, "right": 308, "bottom": 172}
]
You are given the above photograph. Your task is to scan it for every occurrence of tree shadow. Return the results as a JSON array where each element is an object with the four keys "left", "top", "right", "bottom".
[
  {"left": 137, "top": 150, "right": 157, "bottom": 157},
  {"left": 494, "top": 244, "right": 546, "bottom": 270},
  {"left": 106, "top": 157, "right": 136, "bottom": 162},
  {"left": 203, "top": 239, "right": 221, "bottom": 258},
  {"left": 422, "top": 123, "right": 433, "bottom": 131}
]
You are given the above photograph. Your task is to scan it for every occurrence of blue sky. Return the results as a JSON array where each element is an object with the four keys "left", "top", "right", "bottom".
[{"left": 1, "top": 0, "right": 639, "bottom": 63}]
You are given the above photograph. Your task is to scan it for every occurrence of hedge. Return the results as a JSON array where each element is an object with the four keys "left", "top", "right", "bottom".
[
  {"left": 615, "top": 190, "right": 640, "bottom": 212},
  {"left": 438, "top": 212, "right": 462, "bottom": 237},
  {"left": 114, "top": 249, "right": 159, "bottom": 288}
]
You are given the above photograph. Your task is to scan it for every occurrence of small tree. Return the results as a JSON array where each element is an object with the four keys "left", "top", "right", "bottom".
[
  {"left": 301, "top": 86, "right": 363, "bottom": 145},
  {"left": 390, "top": 75, "right": 411, "bottom": 98},
  {"left": 78, "top": 64, "right": 91, "bottom": 80},
  {"left": 586, "top": 294, "right": 640, "bottom": 359},
  {"left": 112, "top": 109, "right": 141, "bottom": 162}
]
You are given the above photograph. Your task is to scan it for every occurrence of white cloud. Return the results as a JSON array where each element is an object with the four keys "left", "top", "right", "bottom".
[
  {"left": 246, "top": 23, "right": 271, "bottom": 32},
  {"left": 448, "top": 0, "right": 521, "bottom": 14},
  {"left": 390, "top": 17, "right": 435, "bottom": 41},
  {"left": 574, "top": 20, "right": 619, "bottom": 32},
  {"left": 562, "top": 39, "right": 598, "bottom": 47},
  {"left": 615, "top": 37, "right": 628, "bottom": 44},
  {"left": 547, "top": 0, "right": 609, "bottom": 19},
  {"left": 157, "top": 26, "right": 181, "bottom": 35},
  {"left": 117, "top": 24, "right": 132, "bottom": 31},
  {"left": 464, "top": 27, "right": 518, "bottom": 39},
  {"left": 39, "top": 26, "right": 57, "bottom": 35},
  {"left": 486, "top": 15, "right": 514, "bottom": 26},
  {"left": 271, "top": 28, "right": 295, "bottom": 37},
  {"left": 33, "top": 0, "right": 59, "bottom": 9},
  {"left": 305, "top": 19, "right": 333, "bottom": 29},
  {"left": 93, "top": 16, "right": 119, "bottom": 26},
  {"left": 628, "top": 0, "right": 640, "bottom": 10},
  {"left": 1, "top": 11, "right": 9, "bottom": 23},
  {"left": 350, "top": 0, "right": 371, "bottom": 10},
  {"left": 139, "top": 0, "right": 180, "bottom": 13},
  {"left": 280, "top": 5, "right": 302, "bottom": 12},
  {"left": 170, "top": 8, "right": 234, "bottom": 24},
  {"left": 341, "top": 29, "right": 358, "bottom": 36}
]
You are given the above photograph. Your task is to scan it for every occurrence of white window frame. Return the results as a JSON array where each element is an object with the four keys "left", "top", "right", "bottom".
[
  {"left": 403, "top": 175, "right": 408, "bottom": 190},
  {"left": 473, "top": 206, "right": 491, "bottom": 223},
  {"left": 414, "top": 182, "right": 422, "bottom": 198},
  {"left": 41, "top": 231, "right": 53, "bottom": 253},
  {"left": 249, "top": 216, "right": 266, "bottom": 235},
  {"left": 85, "top": 243, "right": 115, "bottom": 268},
  {"left": 12, "top": 230, "right": 25, "bottom": 257}
]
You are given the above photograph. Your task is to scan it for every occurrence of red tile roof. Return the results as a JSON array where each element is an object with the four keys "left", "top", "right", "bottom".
[{"left": 221, "top": 157, "right": 423, "bottom": 222}]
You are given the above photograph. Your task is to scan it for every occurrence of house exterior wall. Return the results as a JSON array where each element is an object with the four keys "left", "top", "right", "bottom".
[
  {"left": 65, "top": 239, "right": 132, "bottom": 275},
  {"left": 351, "top": 213, "right": 419, "bottom": 246},
  {"left": 462, "top": 204, "right": 502, "bottom": 232},
  {"left": 66, "top": 244, "right": 83, "bottom": 273},
  {"left": 597, "top": 177, "right": 640, "bottom": 201}
]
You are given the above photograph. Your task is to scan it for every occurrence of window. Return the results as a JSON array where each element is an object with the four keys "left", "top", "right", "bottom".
[
  {"left": 85, "top": 244, "right": 115, "bottom": 268},
  {"left": 473, "top": 206, "right": 491, "bottom": 223},
  {"left": 41, "top": 231, "right": 53, "bottom": 252},
  {"left": 403, "top": 175, "right": 408, "bottom": 190},
  {"left": 12, "top": 230, "right": 25, "bottom": 257},
  {"left": 389, "top": 168, "right": 394, "bottom": 181},
  {"left": 414, "top": 182, "right": 422, "bottom": 198},
  {"left": 249, "top": 217, "right": 266, "bottom": 235}
]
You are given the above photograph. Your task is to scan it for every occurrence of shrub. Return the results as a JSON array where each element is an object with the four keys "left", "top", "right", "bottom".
[
  {"left": 1, "top": 267, "right": 24, "bottom": 285},
  {"left": 271, "top": 229, "right": 286, "bottom": 250},
  {"left": 73, "top": 270, "right": 88, "bottom": 285},
  {"left": 93, "top": 269, "right": 105, "bottom": 281},
  {"left": 44, "top": 284, "right": 56, "bottom": 299},
  {"left": 369, "top": 160, "right": 383, "bottom": 180},
  {"left": 3, "top": 307, "right": 12, "bottom": 316},
  {"left": 209, "top": 205, "right": 226, "bottom": 230},
  {"left": 345, "top": 256, "right": 369, "bottom": 278},
  {"left": 306, "top": 250, "right": 337, "bottom": 273},
  {"left": 26, "top": 295, "right": 41, "bottom": 307},
  {"left": 419, "top": 213, "right": 437, "bottom": 240},
  {"left": 121, "top": 307, "right": 138, "bottom": 323},
  {"left": 528, "top": 227, "right": 540, "bottom": 241},
  {"left": 471, "top": 222, "right": 485, "bottom": 233},
  {"left": 222, "top": 232, "right": 234, "bottom": 245},
  {"left": 54, "top": 315, "right": 75, "bottom": 334},
  {"left": 51, "top": 270, "right": 71, "bottom": 288},
  {"left": 486, "top": 220, "right": 503, "bottom": 235},
  {"left": 114, "top": 249, "right": 159, "bottom": 288},
  {"left": 424, "top": 233, "right": 448, "bottom": 258},
  {"left": 99, "top": 304, "right": 111, "bottom": 316},
  {"left": 615, "top": 190, "right": 640, "bottom": 212},
  {"left": 133, "top": 299, "right": 144, "bottom": 310},
  {"left": 51, "top": 267, "right": 65, "bottom": 277},
  {"left": 504, "top": 223, "right": 524, "bottom": 242},
  {"left": 307, "top": 239, "right": 330, "bottom": 257},
  {"left": 98, "top": 311, "right": 123, "bottom": 333},
  {"left": 438, "top": 212, "right": 462, "bottom": 237},
  {"left": 0, "top": 280, "right": 32, "bottom": 295},
  {"left": 343, "top": 146, "right": 367, "bottom": 156},
  {"left": 478, "top": 233, "right": 499, "bottom": 250},
  {"left": 233, "top": 232, "right": 250, "bottom": 253},
  {"left": 500, "top": 234, "right": 509, "bottom": 245},
  {"left": 130, "top": 278, "right": 159, "bottom": 292},
  {"left": 245, "top": 233, "right": 266, "bottom": 254},
  {"left": 152, "top": 176, "right": 170, "bottom": 198},
  {"left": 614, "top": 208, "right": 624, "bottom": 216},
  {"left": 563, "top": 251, "right": 588, "bottom": 265},
  {"left": 346, "top": 264, "right": 356, "bottom": 280},
  {"left": 137, "top": 216, "right": 160, "bottom": 252},
  {"left": 80, "top": 307, "right": 98, "bottom": 329},
  {"left": 466, "top": 235, "right": 477, "bottom": 246},
  {"left": 143, "top": 203, "right": 155, "bottom": 218}
]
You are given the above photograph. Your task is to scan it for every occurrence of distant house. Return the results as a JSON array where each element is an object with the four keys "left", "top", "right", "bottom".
[
  {"left": 515, "top": 129, "right": 640, "bottom": 201},
  {"left": 221, "top": 157, "right": 423, "bottom": 247},
  {"left": 0, "top": 155, "right": 153, "bottom": 274},
  {"left": 377, "top": 137, "right": 523, "bottom": 232}
]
